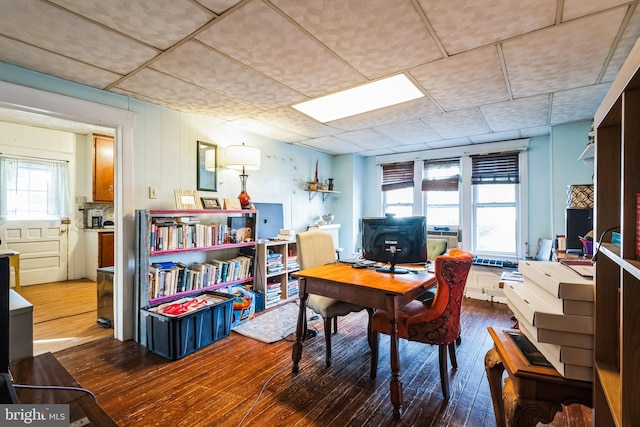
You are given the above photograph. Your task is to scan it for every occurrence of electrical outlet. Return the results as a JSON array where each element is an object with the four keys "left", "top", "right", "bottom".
[{"left": 149, "top": 186, "right": 158, "bottom": 199}]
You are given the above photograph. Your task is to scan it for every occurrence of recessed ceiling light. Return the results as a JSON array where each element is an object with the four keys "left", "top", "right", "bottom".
[{"left": 292, "top": 74, "right": 424, "bottom": 123}]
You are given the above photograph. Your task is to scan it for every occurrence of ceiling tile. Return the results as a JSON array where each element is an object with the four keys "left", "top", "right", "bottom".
[
  {"left": 271, "top": 0, "right": 442, "bottom": 79},
  {"left": 252, "top": 108, "right": 340, "bottom": 138},
  {"left": 295, "top": 136, "right": 364, "bottom": 155},
  {"left": 0, "top": 36, "right": 122, "bottom": 88},
  {"left": 195, "top": 0, "right": 242, "bottom": 15},
  {"left": 0, "top": 0, "right": 159, "bottom": 75},
  {"left": 550, "top": 84, "right": 610, "bottom": 125},
  {"left": 422, "top": 109, "right": 490, "bottom": 139},
  {"left": 151, "top": 41, "right": 306, "bottom": 110},
  {"left": 49, "top": 0, "right": 215, "bottom": 50},
  {"left": 195, "top": 0, "right": 365, "bottom": 97},
  {"left": 426, "top": 137, "right": 472, "bottom": 149},
  {"left": 328, "top": 97, "right": 442, "bottom": 132},
  {"left": 115, "top": 68, "right": 260, "bottom": 120},
  {"left": 481, "top": 94, "right": 550, "bottom": 132},
  {"left": 419, "top": 0, "right": 556, "bottom": 54},
  {"left": 225, "top": 118, "right": 308, "bottom": 143},
  {"left": 603, "top": 5, "right": 640, "bottom": 82},
  {"left": 410, "top": 45, "right": 509, "bottom": 111},
  {"left": 504, "top": 7, "right": 627, "bottom": 98},
  {"left": 469, "top": 130, "right": 522, "bottom": 144},
  {"left": 373, "top": 119, "right": 442, "bottom": 144},
  {"left": 334, "top": 129, "right": 399, "bottom": 149},
  {"left": 562, "top": 0, "right": 630, "bottom": 21}
]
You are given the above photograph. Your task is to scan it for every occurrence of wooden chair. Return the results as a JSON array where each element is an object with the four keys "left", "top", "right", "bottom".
[
  {"left": 369, "top": 248, "right": 473, "bottom": 399},
  {"left": 296, "top": 230, "right": 373, "bottom": 366}
]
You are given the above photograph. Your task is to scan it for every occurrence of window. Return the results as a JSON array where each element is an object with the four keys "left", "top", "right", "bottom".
[
  {"left": 422, "top": 158, "right": 460, "bottom": 227},
  {"left": 381, "top": 161, "right": 413, "bottom": 217},
  {"left": 0, "top": 155, "right": 70, "bottom": 220},
  {"left": 471, "top": 152, "right": 520, "bottom": 257}
]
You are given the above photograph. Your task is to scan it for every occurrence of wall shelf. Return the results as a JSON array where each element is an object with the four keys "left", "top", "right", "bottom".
[{"left": 306, "top": 189, "right": 340, "bottom": 202}]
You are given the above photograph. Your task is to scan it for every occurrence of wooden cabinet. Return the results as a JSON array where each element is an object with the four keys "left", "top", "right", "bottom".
[
  {"left": 93, "top": 135, "right": 114, "bottom": 203},
  {"left": 592, "top": 37, "right": 640, "bottom": 426},
  {"left": 254, "top": 240, "right": 299, "bottom": 309},
  {"left": 98, "top": 232, "right": 114, "bottom": 268}
]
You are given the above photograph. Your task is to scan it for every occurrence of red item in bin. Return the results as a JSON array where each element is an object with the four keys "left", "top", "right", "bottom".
[{"left": 160, "top": 298, "right": 208, "bottom": 316}]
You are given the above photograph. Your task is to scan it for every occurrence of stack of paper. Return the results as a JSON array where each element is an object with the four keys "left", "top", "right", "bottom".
[{"left": 503, "top": 260, "right": 594, "bottom": 381}]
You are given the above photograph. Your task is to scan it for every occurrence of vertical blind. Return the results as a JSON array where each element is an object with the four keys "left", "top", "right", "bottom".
[
  {"left": 0, "top": 155, "right": 70, "bottom": 219},
  {"left": 422, "top": 158, "right": 460, "bottom": 191},
  {"left": 471, "top": 152, "right": 520, "bottom": 184},
  {"left": 381, "top": 161, "right": 414, "bottom": 191}
]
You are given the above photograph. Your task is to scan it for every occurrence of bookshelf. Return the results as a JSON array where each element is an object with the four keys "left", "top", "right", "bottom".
[
  {"left": 592, "top": 37, "right": 640, "bottom": 426},
  {"left": 254, "top": 240, "right": 299, "bottom": 309},
  {"left": 135, "top": 209, "right": 257, "bottom": 343}
]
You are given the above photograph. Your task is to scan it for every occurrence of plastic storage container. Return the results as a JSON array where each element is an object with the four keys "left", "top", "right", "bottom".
[{"left": 142, "top": 291, "right": 234, "bottom": 360}]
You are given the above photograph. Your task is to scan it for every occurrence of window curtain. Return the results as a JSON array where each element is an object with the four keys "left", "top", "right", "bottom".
[
  {"left": 381, "top": 161, "right": 414, "bottom": 191},
  {"left": 471, "top": 152, "right": 520, "bottom": 184},
  {"left": 0, "top": 155, "right": 70, "bottom": 219},
  {"left": 422, "top": 158, "right": 460, "bottom": 191}
]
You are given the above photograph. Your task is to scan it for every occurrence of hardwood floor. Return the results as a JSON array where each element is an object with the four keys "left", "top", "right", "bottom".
[
  {"left": 19, "top": 280, "right": 113, "bottom": 355},
  {"left": 51, "top": 298, "right": 592, "bottom": 427}
]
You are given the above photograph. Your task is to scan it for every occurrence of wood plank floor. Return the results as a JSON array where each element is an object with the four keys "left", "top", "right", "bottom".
[
  {"left": 52, "top": 298, "right": 592, "bottom": 427},
  {"left": 19, "top": 280, "right": 113, "bottom": 355}
]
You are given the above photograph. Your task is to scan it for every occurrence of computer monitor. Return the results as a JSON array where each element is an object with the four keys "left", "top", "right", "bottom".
[{"left": 361, "top": 215, "right": 427, "bottom": 274}]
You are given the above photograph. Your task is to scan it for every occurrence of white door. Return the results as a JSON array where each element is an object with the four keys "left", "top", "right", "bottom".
[{"left": 0, "top": 219, "right": 69, "bottom": 285}]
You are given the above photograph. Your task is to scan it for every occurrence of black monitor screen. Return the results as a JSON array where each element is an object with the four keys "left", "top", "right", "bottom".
[{"left": 361, "top": 215, "right": 427, "bottom": 274}]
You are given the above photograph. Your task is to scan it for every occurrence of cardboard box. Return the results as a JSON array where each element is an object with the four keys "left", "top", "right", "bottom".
[
  {"left": 518, "top": 261, "right": 594, "bottom": 301},
  {"left": 142, "top": 291, "right": 234, "bottom": 360},
  {"left": 517, "top": 315, "right": 593, "bottom": 381},
  {"left": 521, "top": 277, "right": 593, "bottom": 316},
  {"left": 504, "top": 281, "right": 593, "bottom": 335}
]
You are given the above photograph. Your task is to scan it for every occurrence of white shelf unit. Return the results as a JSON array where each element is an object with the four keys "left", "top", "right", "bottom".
[{"left": 254, "top": 240, "right": 299, "bottom": 309}]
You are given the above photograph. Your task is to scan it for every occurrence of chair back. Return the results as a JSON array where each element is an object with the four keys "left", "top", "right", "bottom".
[
  {"left": 407, "top": 248, "right": 473, "bottom": 344},
  {"left": 296, "top": 230, "right": 336, "bottom": 269}
]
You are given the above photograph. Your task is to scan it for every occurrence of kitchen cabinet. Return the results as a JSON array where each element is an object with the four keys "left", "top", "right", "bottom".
[
  {"left": 98, "top": 232, "right": 114, "bottom": 268},
  {"left": 93, "top": 135, "right": 114, "bottom": 203}
]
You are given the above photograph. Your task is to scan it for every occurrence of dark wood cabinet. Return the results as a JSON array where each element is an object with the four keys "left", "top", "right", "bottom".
[
  {"left": 93, "top": 135, "right": 114, "bottom": 203},
  {"left": 98, "top": 232, "right": 114, "bottom": 268}
]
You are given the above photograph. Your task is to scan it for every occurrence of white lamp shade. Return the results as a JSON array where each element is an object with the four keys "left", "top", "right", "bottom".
[
  {"left": 205, "top": 149, "right": 216, "bottom": 171},
  {"left": 226, "top": 144, "right": 261, "bottom": 171}
]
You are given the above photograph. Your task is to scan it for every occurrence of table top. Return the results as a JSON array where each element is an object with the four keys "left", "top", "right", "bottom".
[{"left": 293, "top": 262, "right": 435, "bottom": 296}]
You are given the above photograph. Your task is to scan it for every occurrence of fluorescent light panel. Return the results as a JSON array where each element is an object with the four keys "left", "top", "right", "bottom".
[{"left": 292, "top": 74, "right": 425, "bottom": 123}]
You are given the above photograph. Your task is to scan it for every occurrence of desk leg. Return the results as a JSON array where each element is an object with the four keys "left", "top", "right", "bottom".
[
  {"left": 387, "top": 300, "right": 402, "bottom": 419},
  {"left": 503, "top": 378, "right": 562, "bottom": 427},
  {"left": 485, "top": 347, "right": 506, "bottom": 427},
  {"left": 292, "top": 278, "right": 307, "bottom": 374}
]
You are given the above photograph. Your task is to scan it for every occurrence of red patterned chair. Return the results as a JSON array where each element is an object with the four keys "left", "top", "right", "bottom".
[{"left": 369, "top": 248, "right": 473, "bottom": 400}]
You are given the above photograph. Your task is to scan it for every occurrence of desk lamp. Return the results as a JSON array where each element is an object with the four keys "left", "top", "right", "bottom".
[{"left": 225, "top": 143, "right": 261, "bottom": 209}]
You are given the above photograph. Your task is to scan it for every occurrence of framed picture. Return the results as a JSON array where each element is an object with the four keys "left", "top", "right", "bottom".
[
  {"left": 174, "top": 190, "right": 202, "bottom": 210},
  {"left": 223, "top": 198, "right": 242, "bottom": 210},
  {"left": 201, "top": 197, "right": 221, "bottom": 210},
  {"left": 197, "top": 140, "right": 217, "bottom": 192}
]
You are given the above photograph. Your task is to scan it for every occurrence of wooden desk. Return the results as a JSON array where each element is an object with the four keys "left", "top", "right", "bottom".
[
  {"left": 11, "top": 352, "right": 117, "bottom": 426},
  {"left": 292, "top": 263, "right": 436, "bottom": 419},
  {"left": 485, "top": 327, "right": 592, "bottom": 427}
]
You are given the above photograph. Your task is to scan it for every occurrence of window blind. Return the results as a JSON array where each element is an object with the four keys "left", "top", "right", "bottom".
[
  {"left": 381, "top": 161, "right": 414, "bottom": 191},
  {"left": 471, "top": 152, "right": 520, "bottom": 184},
  {"left": 422, "top": 158, "right": 460, "bottom": 191}
]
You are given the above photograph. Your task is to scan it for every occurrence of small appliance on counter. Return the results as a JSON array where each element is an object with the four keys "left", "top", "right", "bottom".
[{"left": 87, "top": 208, "right": 104, "bottom": 229}]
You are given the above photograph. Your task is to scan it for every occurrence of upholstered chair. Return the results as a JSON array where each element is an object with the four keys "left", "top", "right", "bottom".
[
  {"left": 369, "top": 248, "right": 473, "bottom": 399},
  {"left": 296, "top": 230, "right": 373, "bottom": 366}
]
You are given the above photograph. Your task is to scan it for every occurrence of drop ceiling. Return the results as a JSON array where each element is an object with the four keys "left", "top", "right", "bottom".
[{"left": 0, "top": 0, "right": 638, "bottom": 156}]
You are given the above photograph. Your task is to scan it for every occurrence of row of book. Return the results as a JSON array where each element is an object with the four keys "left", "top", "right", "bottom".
[
  {"left": 266, "top": 252, "right": 284, "bottom": 274},
  {"left": 150, "top": 217, "right": 232, "bottom": 252},
  {"left": 287, "top": 278, "right": 299, "bottom": 298},
  {"left": 149, "top": 255, "right": 252, "bottom": 299}
]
